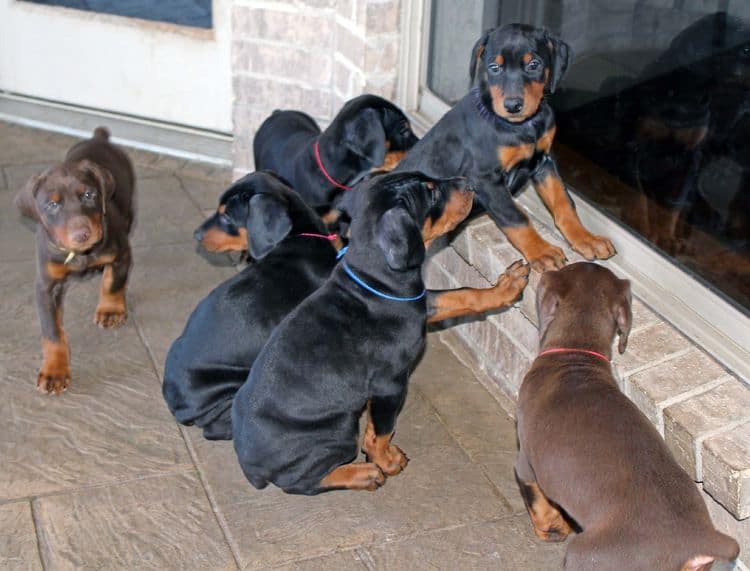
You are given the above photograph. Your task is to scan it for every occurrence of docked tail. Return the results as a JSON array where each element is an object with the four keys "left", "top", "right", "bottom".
[
  {"left": 681, "top": 530, "right": 740, "bottom": 571},
  {"left": 93, "top": 126, "right": 110, "bottom": 141}
]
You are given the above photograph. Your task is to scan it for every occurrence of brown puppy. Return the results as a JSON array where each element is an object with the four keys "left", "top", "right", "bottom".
[
  {"left": 516, "top": 262, "right": 739, "bottom": 570},
  {"left": 16, "top": 127, "right": 135, "bottom": 394}
]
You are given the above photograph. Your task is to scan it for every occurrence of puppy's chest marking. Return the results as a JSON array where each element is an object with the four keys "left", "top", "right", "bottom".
[
  {"left": 497, "top": 144, "right": 535, "bottom": 172},
  {"left": 496, "top": 126, "right": 556, "bottom": 174}
]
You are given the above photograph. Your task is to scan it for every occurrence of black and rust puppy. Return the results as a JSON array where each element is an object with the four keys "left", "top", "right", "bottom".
[
  {"left": 164, "top": 172, "right": 340, "bottom": 440},
  {"left": 397, "top": 24, "right": 615, "bottom": 271},
  {"left": 15, "top": 127, "right": 135, "bottom": 394},
  {"left": 253, "top": 94, "right": 419, "bottom": 213},
  {"left": 182, "top": 173, "right": 529, "bottom": 441},
  {"left": 516, "top": 263, "right": 739, "bottom": 570},
  {"left": 232, "top": 172, "right": 477, "bottom": 495}
]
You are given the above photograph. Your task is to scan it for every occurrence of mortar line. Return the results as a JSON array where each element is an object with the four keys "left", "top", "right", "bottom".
[
  {"left": 29, "top": 499, "right": 49, "bottom": 571},
  {"left": 694, "top": 415, "right": 750, "bottom": 482},
  {"left": 130, "top": 310, "right": 243, "bottom": 570}
]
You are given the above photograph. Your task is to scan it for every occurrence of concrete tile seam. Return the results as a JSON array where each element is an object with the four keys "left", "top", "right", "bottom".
[
  {"left": 695, "top": 416, "right": 750, "bottom": 482},
  {"left": 2, "top": 468, "right": 199, "bottom": 506},
  {"left": 176, "top": 426, "right": 244, "bottom": 571},
  {"left": 619, "top": 346, "right": 694, "bottom": 378},
  {"left": 411, "top": 386, "right": 516, "bottom": 514},
  {"left": 353, "top": 546, "right": 377, "bottom": 571},
  {"left": 29, "top": 498, "right": 50, "bottom": 571},
  {"left": 175, "top": 174, "right": 213, "bottom": 218}
]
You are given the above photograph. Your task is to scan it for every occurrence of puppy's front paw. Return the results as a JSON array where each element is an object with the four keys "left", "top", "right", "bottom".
[
  {"left": 570, "top": 232, "right": 616, "bottom": 261},
  {"left": 533, "top": 520, "right": 572, "bottom": 542},
  {"left": 526, "top": 243, "right": 566, "bottom": 272},
  {"left": 494, "top": 260, "right": 530, "bottom": 303},
  {"left": 377, "top": 444, "right": 409, "bottom": 477},
  {"left": 37, "top": 368, "right": 71, "bottom": 395},
  {"left": 94, "top": 307, "right": 127, "bottom": 328}
]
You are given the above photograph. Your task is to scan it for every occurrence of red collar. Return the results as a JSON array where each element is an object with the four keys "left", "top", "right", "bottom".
[
  {"left": 538, "top": 347, "right": 610, "bottom": 363},
  {"left": 313, "top": 140, "right": 353, "bottom": 191},
  {"left": 295, "top": 232, "right": 338, "bottom": 241}
]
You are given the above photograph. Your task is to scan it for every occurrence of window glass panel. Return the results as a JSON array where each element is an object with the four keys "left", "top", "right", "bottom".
[
  {"left": 427, "top": 0, "right": 750, "bottom": 315},
  {"left": 22, "top": 0, "right": 213, "bottom": 29}
]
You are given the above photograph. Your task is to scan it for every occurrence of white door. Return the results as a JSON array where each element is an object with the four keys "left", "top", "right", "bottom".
[{"left": 0, "top": 0, "right": 232, "bottom": 133}]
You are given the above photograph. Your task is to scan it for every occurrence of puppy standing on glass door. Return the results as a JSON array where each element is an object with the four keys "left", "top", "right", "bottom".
[{"left": 397, "top": 24, "right": 615, "bottom": 271}]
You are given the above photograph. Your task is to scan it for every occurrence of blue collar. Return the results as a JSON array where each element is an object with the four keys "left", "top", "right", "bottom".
[{"left": 340, "top": 257, "right": 426, "bottom": 302}]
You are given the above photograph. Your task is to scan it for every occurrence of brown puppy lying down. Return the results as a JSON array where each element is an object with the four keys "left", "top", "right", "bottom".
[
  {"left": 516, "top": 262, "right": 739, "bottom": 571},
  {"left": 15, "top": 127, "right": 135, "bottom": 394}
]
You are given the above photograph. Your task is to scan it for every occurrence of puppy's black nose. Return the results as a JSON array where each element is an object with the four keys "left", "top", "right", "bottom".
[
  {"left": 504, "top": 98, "right": 524, "bottom": 114},
  {"left": 193, "top": 228, "right": 204, "bottom": 242}
]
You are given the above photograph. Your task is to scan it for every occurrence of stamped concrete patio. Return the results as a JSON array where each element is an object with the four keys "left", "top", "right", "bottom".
[{"left": 0, "top": 122, "right": 567, "bottom": 569}]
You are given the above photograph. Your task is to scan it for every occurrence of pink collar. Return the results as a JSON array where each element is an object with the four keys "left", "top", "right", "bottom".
[
  {"left": 538, "top": 347, "right": 610, "bottom": 363},
  {"left": 295, "top": 232, "right": 338, "bottom": 241},
  {"left": 313, "top": 140, "right": 353, "bottom": 191}
]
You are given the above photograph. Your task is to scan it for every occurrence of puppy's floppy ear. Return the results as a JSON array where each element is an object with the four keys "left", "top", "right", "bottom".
[
  {"left": 536, "top": 271, "right": 561, "bottom": 344},
  {"left": 544, "top": 30, "right": 572, "bottom": 93},
  {"left": 245, "top": 193, "right": 292, "bottom": 260},
  {"left": 376, "top": 205, "right": 425, "bottom": 271},
  {"left": 470, "top": 29, "right": 492, "bottom": 84},
  {"left": 344, "top": 109, "right": 387, "bottom": 168},
  {"left": 614, "top": 278, "right": 633, "bottom": 354},
  {"left": 15, "top": 172, "right": 46, "bottom": 221},
  {"left": 77, "top": 159, "right": 115, "bottom": 199}
]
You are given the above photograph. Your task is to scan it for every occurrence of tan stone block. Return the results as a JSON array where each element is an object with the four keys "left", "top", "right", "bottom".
[
  {"left": 364, "top": 39, "right": 399, "bottom": 74},
  {"left": 615, "top": 321, "right": 692, "bottom": 375},
  {"left": 235, "top": 7, "right": 333, "bottom": 47},
  {"left": 664, "top": 379, "right": 750, "bottom": 479},
  {"left": 234, "top": 42, "right": 332, "bottom": 86},
  {"left": 423, "top": 244, "right": 489, "bottom": 289},
  {"left": 233, "top": 76, "right": 332, "bottom": 117},
  {"left": 365, "top": 0, "right": 401, "bottom": 35},
  {"left": 335, "top": 22, "right": 366, "bottom": 66},
  {"left": 363, "top": 75, "right": 397, "bottom": 99},
  {"left": 702, "top": 421, "right": 750, "bottom": 519},
  {"left": 701, "top": 483, "right": 749, "bottom": 568},
  {"left": 488, "top": 307, "right": 539, "bottom": 355},
  {"left": 0, "top": 502, "right": 41, "bottom": 571},
  {"left": 626, "top": 349, "right": 729, "bottom": 430}
]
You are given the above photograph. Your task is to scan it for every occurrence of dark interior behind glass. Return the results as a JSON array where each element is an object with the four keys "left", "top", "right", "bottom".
[{"left": 428, "top": 0, "right": 750, "bottom": 315}]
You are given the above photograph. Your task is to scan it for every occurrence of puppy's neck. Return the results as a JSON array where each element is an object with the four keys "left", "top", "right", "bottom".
[
  {"left": 539, "top": 307, "right": 617, "bottom": 360},
  {"left": 340, "top": 246, "right": 425, "bottom": 302}
]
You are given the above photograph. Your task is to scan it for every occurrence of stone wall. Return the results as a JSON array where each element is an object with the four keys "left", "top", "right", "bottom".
[{"left": 230, "top": 0, "right": 401, "bottom": 180}]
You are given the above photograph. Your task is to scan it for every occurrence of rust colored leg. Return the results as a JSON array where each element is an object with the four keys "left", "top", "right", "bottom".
[
  {"left": 38, "top": 337, "right": 70, "bottom": 394},
  {"left": 427, "top": 260, "right": 529, "bottom": 323},
  {"left": 319, "top": 462, "right": 386, "bottom": 491},
  {"left": 515, "top": 472, "right": 572, "bottom": 542},
  {"left": 361, "top": 409, "right": 409, "bottom": 476},
  {"left": 533, "top": 173, "right": 615, "bottom": 261},
  {"left": 502, "top": 224, "right": 566, "bottom": 272},
  {"left": 94, "top": 265, "right": 128, "bottom": 328}
]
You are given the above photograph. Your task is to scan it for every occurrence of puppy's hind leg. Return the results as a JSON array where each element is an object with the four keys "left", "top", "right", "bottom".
[
  {"left": 319, "top": 463, "right": 385, "bottom": 491},
  {"left": 515, "top": 449, "right": 573, "bottom": 542},
  {"left": 362, "top": 383, "right": 409, "bottom": 477}
]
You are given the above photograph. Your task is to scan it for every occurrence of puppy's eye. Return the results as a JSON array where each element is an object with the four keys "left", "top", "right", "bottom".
[
  {"left": 487, "top": 63, "right": 502, "bottom": 74},
  {"left": 46, "top": 201, "right": 60, "bottom": 212},
  {"left": 526, "top": 59, "right": 542, "bottom": 72},
  {"left": 82, "top": 188, "right": 96, "bottom": 200}
]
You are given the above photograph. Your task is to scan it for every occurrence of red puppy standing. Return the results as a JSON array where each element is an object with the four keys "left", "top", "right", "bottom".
[{"left": 16, "top": 127, "right": 135, "bottom": 394}]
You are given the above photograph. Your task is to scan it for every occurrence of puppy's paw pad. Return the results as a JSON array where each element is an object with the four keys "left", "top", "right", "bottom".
[
  {"left": 380, "top": 445, "right": 409, "bottom": 476},
  {"left": 362, "top": 466, "right": 386, "bottom": 491},
  {"left": 37, "top": 371, "right": 71, "bottom": 395},
  {"left": 94, "top": 309, "right": 127, "bottom": 328},
  {"left": 572, "top": 234, "right": 616, "bottom": 260},
  {"left": 528, "top": 247, "right": 566, "bottom": 272}
]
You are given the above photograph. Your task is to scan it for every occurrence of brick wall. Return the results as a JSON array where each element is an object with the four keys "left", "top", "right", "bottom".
[{"left": 230, "top": 0, "right": 401, "bottom": 180}]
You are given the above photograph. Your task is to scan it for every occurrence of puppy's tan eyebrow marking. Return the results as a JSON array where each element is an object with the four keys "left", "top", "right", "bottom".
[
  {"left": 523, "top": 53, "right": 533, "bottom": 64},
  {"left": 495, "top": 55, "right": 504, "bottom": 65}
]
